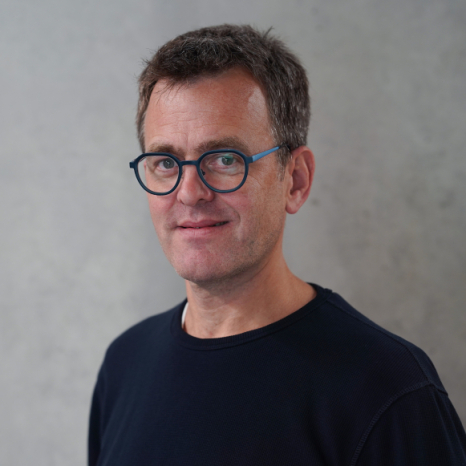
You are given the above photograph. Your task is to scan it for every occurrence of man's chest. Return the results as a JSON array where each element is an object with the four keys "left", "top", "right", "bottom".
[{"left": 96, "top": 352, "right": 360, "bottom": 466}]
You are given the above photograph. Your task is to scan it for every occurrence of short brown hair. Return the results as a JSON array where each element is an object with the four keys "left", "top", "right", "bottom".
[{"left": 136, "top": 24, "right": 310, "bottom": 167}]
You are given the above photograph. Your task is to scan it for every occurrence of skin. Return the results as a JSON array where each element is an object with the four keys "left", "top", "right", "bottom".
[{"left": 144, "top": 67, "right": 316, "bottom": 338}]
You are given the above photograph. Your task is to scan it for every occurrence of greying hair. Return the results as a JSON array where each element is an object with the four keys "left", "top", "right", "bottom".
[{"left": 136, "top": 24, "right": 310, "bottom": 168}]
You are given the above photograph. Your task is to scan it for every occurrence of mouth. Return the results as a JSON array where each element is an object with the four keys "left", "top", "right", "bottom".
[{"left": 180, "top": 221, "right": 228, "bottom": 229}]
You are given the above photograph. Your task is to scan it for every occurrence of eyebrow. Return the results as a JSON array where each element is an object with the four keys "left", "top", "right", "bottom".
[{"left": 146, "top": 137, "right": 251, "bottom": 158}]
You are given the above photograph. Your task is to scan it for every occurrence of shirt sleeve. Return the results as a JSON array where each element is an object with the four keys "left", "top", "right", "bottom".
[{"left": 355, "top": 384, "right": 466, "bottom": 466}]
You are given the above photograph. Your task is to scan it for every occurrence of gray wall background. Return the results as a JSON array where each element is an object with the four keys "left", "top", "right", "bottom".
[{"left": 1, "top": 0, "right": 465, "bottom": 464}]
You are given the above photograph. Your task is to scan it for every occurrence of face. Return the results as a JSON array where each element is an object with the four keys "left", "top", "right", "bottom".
[{"left": 143, "top": 68, "right": 291, "bottom": 285}]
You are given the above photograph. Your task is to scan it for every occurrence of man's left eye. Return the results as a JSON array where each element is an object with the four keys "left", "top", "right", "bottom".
[
  {"left": 202, "top": 152, "right": 244, "bottom": 173},
  {"left": 220, "top": 155, "right": 235, "bottom": 166}
]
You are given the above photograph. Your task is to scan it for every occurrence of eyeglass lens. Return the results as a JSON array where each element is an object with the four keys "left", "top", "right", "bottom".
[{"left": 137, "top": 152, "right": 246, "bottom": 193}]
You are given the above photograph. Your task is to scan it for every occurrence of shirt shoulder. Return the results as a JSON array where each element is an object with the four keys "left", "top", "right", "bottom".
[{"left": 320, "top": 290, "right": 446, "bottom": 394}]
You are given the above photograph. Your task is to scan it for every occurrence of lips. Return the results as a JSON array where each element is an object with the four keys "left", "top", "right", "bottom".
[{"left": 178, "top": 220, "right": 228, "bottom": 229}]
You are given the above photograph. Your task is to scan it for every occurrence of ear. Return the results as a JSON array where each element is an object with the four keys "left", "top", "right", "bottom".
[{"left": 285, "top": 146, "right": 315, "bottom": 215}]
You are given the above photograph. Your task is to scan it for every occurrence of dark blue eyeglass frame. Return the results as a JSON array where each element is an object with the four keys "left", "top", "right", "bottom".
[{"left": 129, "top": 144, "right": 289, "bottom": 195}]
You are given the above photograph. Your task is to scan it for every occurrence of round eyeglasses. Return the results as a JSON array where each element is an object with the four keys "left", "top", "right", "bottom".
[{"left": 129, "top": 144, "right": 288, "bottom": 195}]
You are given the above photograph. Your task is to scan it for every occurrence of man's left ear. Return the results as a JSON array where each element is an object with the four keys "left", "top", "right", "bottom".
[{"left": 285, "top": 146, "right": 315, "bottom": 215}]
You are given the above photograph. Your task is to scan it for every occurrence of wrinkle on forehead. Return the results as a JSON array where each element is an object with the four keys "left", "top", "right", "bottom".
[{"left": 146, "top": 136, "right": 251, "bottom": 158}]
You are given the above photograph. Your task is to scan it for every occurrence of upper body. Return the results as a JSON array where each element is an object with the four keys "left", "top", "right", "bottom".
[
  {"left": 89, "top": 24, "right": 466, "bottom": 464},
  {"left": 89, "top": 285, "right": 466, "bottom": 465}
]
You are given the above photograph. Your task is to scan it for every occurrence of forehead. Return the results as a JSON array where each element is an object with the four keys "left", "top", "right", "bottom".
[{"left": 143, "top": 68, "right": 274, "bottom": 154}]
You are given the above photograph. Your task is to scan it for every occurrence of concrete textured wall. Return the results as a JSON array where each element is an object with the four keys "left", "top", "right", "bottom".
[{"left": 1, "top": 0, "right": 465, "bottom": 463}]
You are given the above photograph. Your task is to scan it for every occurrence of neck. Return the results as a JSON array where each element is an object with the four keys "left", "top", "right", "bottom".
[{"left": 183, "top": 247, "right": 315, "bottom": 338}]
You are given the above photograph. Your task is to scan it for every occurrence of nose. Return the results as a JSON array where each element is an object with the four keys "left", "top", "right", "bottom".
[{"left": 176, "top": 164, "right": 214, "bottom": 206}]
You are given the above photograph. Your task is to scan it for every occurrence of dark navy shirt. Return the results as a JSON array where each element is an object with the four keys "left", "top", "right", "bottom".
[{"left": 89, "top": 284, "right": 466, "bottom": 465}]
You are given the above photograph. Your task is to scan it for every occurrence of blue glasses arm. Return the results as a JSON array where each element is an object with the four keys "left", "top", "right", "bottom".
[{"left": 248, "top": 145, "right": 281, "bottom": 163}]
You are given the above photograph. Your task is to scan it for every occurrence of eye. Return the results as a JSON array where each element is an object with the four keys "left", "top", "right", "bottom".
[
  {"left": 201, "top": 152, "right": 245, "bottom": 178},
  {"left": 144, "top": 156, "right": 178, "bottom": 176},
  {"left": 159, "top": 157, "right": 175, "bottom": 170},
  {"left": 205, "top": 152, "right": 242, "bottom": 169},
  {"left": 220, "top": 155, "right": 235, "bottom": 166}
]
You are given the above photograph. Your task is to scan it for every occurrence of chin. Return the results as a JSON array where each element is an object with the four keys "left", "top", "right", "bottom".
[
  {"left": 174, "top": 264, "right": 232, "bottom": 285},
  {"left": 171, "top": 255, "right": 252, "bottom": 287}
]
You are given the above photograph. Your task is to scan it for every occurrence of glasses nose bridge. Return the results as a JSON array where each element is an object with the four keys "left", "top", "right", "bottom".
[
  {"left": 178, "top": 158, "right": 206, "bottom": 187},
  {"left": 180, "top": 160, "right": 198, "bottom": 167}
]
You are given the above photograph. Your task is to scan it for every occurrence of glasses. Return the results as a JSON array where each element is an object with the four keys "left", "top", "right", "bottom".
[{"left": 129, "top": 144, "right": 288, "bottom": 195}]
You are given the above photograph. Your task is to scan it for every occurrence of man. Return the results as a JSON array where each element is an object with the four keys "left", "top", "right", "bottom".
[{"left": 89, "top": 25, "right": 466, "bottom": 465}]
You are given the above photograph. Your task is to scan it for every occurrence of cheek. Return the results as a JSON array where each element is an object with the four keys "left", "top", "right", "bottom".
[
  {"left": 228, "top": 184, "right": 281, "bottom": 235},
  {"left": 247, "top": 168, "right": 287, "bottom": 207},
  {"left": 147, "top": 196, "right": 172, "bottom": 234}
]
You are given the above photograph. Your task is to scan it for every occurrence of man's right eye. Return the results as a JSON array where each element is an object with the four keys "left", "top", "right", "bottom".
[{"left": 157, "top": 158, "right": 176, "bottom": 170}]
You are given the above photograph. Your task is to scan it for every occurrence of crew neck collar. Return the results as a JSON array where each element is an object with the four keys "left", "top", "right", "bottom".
[{"left": 170, "top": 283, "right": 332, "bottom": 351}]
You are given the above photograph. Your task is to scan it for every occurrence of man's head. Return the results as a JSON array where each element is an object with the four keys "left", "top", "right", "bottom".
[
  {"left": 136, "top": 24, "right": 310, "bottom": 169},
  {"left": 136, "top": 25, "right": 314, "bottom": 288}
]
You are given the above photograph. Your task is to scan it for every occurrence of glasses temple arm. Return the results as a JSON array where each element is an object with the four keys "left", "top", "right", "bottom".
[{"left": 250, "top": 145, "right": 289, "bottom": 163}]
